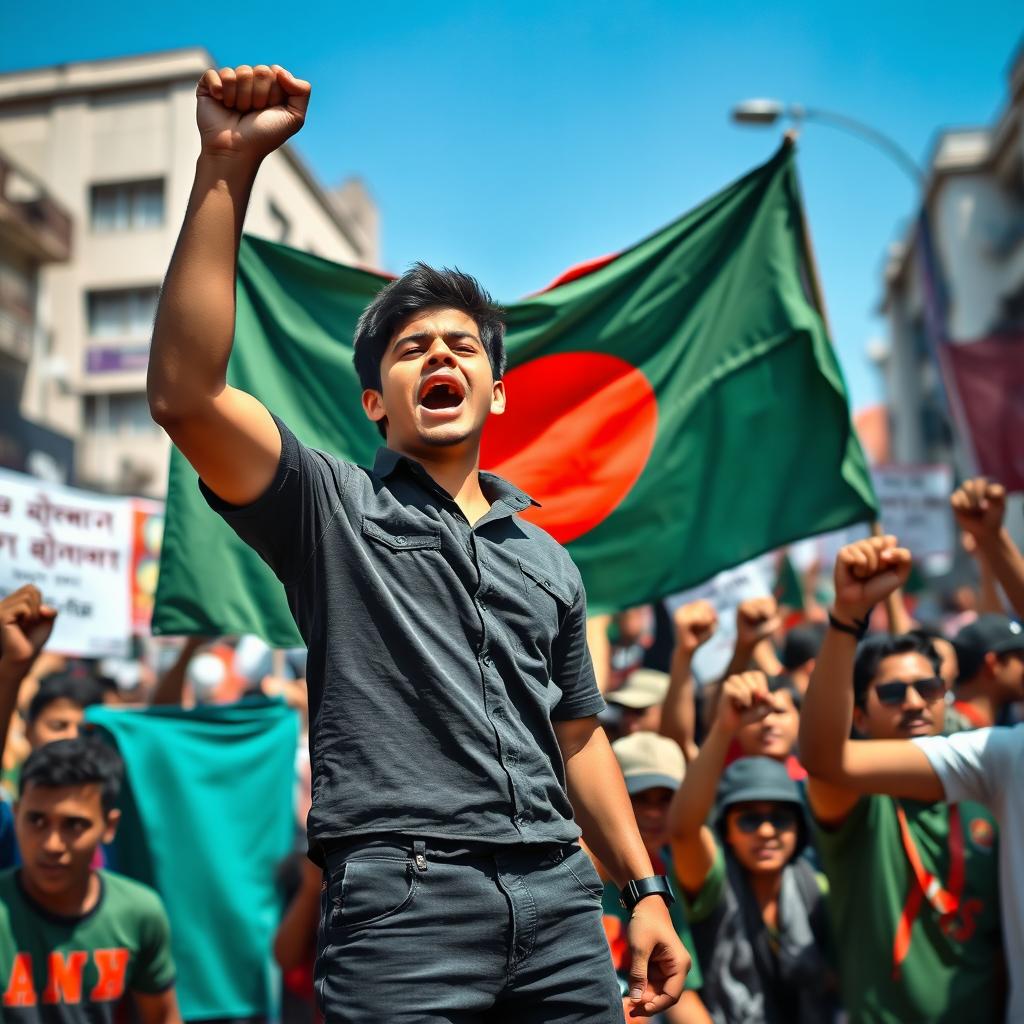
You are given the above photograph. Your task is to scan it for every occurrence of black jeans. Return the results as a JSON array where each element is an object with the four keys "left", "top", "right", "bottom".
[{"left": 314, "top": 836, "right": 623, "bottom": 1022}]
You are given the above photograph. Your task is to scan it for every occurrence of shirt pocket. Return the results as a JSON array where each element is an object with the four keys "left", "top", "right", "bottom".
[
  {"left": 361, "top": 515, "right": 441, "bottom": 552},
  {"left": 519, "top": 558, "right": 573, "bottom": 607}
]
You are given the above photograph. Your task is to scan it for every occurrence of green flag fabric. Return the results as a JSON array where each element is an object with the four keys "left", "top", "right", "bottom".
[
  {"left": 86, "top": 700, "right": 298, "bottom": 1020},
  {"left": 154, "top": 141, "right": 877, "bottom": 642}
]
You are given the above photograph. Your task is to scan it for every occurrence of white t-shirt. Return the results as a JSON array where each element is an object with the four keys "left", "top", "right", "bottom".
[{"left": 914, "top": 725, "right": 1024, "bottom": 1023}]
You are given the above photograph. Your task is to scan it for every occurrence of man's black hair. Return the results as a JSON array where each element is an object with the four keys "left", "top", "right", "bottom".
[
  {"left": 767, "top": 673, "right": 802, "bottom": 709},
  {"left": 852, "top": 632, "right": 943, "bottom": 707},
  {"left": 26, "top": 672, "right": 102, "bottom": 725},
  {"left": 352, "top": 263, "right": 506, "bottom": 438},
  {"left": 780, "top": 622, "right": 827, "bottom": 672},
  {"left": 19, "top": 737, "right": 123, "bottom": 813}
]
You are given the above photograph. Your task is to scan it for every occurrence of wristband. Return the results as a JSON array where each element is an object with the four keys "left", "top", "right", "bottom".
[
  {"left": 619, "top": 875, "right": 675, "bottom": 914},
  {"left": 828, "top": 609, "right": 871, "bottom": 640}
]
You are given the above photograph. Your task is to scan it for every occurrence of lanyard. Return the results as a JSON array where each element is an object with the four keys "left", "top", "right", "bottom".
[{"left": 892, "top": 801, "right": 964, "bottom": 979}]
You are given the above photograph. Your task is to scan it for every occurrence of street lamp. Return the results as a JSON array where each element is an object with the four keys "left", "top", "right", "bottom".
[{"left": 731, "top": 99, "right": 924, "bottom": 186}]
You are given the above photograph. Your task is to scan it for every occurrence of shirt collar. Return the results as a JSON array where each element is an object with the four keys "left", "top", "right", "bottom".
[{"left": 372, "top": 447, "right": 540, "bottom": 514}]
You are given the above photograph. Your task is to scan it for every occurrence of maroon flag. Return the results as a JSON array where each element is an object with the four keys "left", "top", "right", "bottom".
[{"left": 944, "top": 335, "right": 1024, "bottom": 491}]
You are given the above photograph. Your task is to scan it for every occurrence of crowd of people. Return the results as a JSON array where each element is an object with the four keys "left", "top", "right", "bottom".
[{"left": 0, "top": 473, "right": 1021, "bottom": 1022}]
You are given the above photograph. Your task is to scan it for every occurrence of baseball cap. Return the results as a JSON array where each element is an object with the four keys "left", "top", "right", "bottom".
[
  {"left": 612, "top": 731, "right": 685, "bottom": 795},
  {"left": 954, "top": 614, "right": 1024, "bottom": 682},
  {"left": 606, "top": 669, "right": 669, "bottom": 710}
]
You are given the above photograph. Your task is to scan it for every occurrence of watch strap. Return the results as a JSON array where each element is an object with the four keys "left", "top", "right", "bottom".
[{"left": 619, "top": 875, "right": 675, "bottom": 914}]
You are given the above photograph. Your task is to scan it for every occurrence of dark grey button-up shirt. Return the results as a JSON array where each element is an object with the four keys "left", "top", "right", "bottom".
[{"left": 201, "top": 418, "right": 606, "bottom": 861}]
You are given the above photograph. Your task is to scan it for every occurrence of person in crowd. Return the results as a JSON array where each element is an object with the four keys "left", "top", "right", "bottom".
[
  {"left": 799, "top": 532, "right": 1004, "bottom": 1022},
  {"left": 596, "top": 732, "right": 710, "bottom": 1023},
  {"left": 147, "top": 61, "right": 687, "bottom": 1020},
  {"left": 732, "top": 677, "right": 804, "bottom": 779},
  {"left": 0, "top": 736, "right": 180, "bottom": 1022},
  {"left": 606, "top": 669, "right": 671, "bottom": 740},
  {"left": 948, "top": 615, "right": 1024, "bottom": 729},
  {"left": 22, "top": 674, "right": 103, "bottom": 750},
  {"left": 778, "top": 622, "right": 826, "bottom": 698},
  {"left": 668, "top": 672, "right": 837, "bottom": 1024}
]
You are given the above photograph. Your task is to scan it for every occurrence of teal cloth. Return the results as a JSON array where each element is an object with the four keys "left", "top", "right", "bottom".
[{"left": 86, "top": 698, "right": 298, "bottom": 1020}]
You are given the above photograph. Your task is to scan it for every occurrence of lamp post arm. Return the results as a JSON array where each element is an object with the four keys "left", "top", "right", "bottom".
[{"left": 789, "top": 105, "right": 924, "bottom": 186}]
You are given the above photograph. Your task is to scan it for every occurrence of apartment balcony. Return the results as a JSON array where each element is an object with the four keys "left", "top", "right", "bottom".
[{"left": 0, "top": 150, "right": 72, "bottom": 264}]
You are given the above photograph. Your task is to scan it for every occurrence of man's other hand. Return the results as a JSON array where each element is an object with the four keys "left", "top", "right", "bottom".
[
  {"left": 0, "top": 585, "right": 57, "bottom": 675},
  {"left": 716, "top": 670, "right": 779, "bottom": 735},
  {"left": 951, "top": 477, "right": 1006, "bottom": 545},
  {"left": 735, "top": 596, "right": 781, "bottom": 650},
  {"left": 196, "top": 64, "right": 310, "bottom": 161},
  {"left": 626, "top": 898, "right": 689, "bottom": 1017},
  {"left": 673, "top": 600, "right": 717, "bottom": 655}
]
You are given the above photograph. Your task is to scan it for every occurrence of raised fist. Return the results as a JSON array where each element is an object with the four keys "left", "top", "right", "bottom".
[
  {"left": 716, "top": 671, "right": 780, "bottom": 735},
  {"left": 0, "top": 584, "right": 57, "bottom": 674},
  {"left": 196, "top": 64, "right": 310, "bottom": 161},
  {"left": 735, "top": 597, "right": 781, "bottom": 650},
  {"left": 951, "top": 477, "right": 1006, "bottom": 545},
  {"left": 832, "top": 535, "right": 911, "bottom": 625},
  {"left": 673, "top": 600, "right": 717, "bottom": 655}
]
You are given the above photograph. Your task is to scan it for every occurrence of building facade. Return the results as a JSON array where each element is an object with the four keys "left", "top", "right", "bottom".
[
  {"left": 0, "top": 48, "right": 378, "bottom": 496},
  {"left": 878, "top": 44, "right": 1024, "bottom": 474}
]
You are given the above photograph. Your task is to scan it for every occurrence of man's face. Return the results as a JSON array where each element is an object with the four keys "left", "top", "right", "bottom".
[
  {"left": 629, "top": 787, "right": 674, "bottom": 852},
  {"left": 363, "top": 307, "right": 505, "bottom": 454},
  {"left": 724, "top": 800, "right": 799, "bottom": 875},
  {"left": 854, "top": 652, "right": 945, "bottom": 739},
  {"left": 736, "top": 689, "right": 798, "bottom": 761},
  {"left": 27, "top": 698, "right": 84, "bottom": 749},
  {"left": 618, "top": 703, "right": 662, "bottom": 737},
  {"left": 15, "top": 783, "right": 118, "bottom": 898}
]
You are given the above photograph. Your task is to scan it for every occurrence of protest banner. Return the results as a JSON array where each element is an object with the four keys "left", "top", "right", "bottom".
[
  {"left": 0, "top": 468, "right": 135, "bottom": 657},
  {"left": 871, "top": 464, "right": 954, "bottom": 571}
]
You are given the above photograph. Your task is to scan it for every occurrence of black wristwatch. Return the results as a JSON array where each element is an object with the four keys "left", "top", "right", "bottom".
[{"left": 619, "top": 875, "right": 676, "bottom": 914}]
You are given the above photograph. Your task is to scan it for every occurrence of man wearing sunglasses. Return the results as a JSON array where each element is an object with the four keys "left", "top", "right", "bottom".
[{"left": 799, "top": 535, "right": 1002, "bottom": 1023}]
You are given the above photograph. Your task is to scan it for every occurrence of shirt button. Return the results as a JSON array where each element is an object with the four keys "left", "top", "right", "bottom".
[
  {"left": 396, "top": 535, "right": 407, "bottom": 546},
  {"left": 482, "top": 655, "right": 493, "bottom": 667}
]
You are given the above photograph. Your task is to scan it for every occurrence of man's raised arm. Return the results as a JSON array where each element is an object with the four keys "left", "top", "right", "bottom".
[{"left": 147, "top": 64, "right": 310, "bottom": 506}]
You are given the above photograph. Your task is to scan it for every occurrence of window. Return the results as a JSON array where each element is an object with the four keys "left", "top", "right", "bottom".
[
  {"left": 84, "top": 393, "right": 156, "bottom": 435},
  {"left": 87, "top": 287, "right": 159, "bottom": 340},
  {"left": 268, "top": 200, "right": 291, "bottom": 244},
  {"left": 90, "top": 180, "right": 164, "bottom": 231}
]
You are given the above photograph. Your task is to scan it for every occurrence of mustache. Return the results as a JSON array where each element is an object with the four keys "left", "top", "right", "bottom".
[{"left": 899, "top": 710, "right": 932, "bottom": 729}]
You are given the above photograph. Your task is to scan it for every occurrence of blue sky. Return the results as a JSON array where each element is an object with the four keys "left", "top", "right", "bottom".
[{"left": 3, "top": 2, "right": 1020, "bottom": 409}]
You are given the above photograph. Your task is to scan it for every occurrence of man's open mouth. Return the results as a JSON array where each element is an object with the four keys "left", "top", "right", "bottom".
[{"left": 418, "top": 376, "right": 466, "bottom": 411}]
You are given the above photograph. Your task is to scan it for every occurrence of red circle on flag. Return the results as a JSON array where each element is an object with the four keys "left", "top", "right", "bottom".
[{"left": 480, "top": 352, "right": 658, "bottom": 544}]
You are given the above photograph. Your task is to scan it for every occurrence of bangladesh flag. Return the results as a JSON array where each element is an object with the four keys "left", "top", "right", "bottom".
[{"left": 154, "top": 140, "right": 877, "bottom": 643}]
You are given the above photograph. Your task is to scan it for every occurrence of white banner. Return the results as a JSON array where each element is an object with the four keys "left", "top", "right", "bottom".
[
  {"left": 872, "top": 464, "right": 954, "bottom": 563},
  {"left": 0, "top": 469, "right": 134, "bottom": 657},
  {"left": 664, "top": 554, "right": 776, "bottom": 687}
]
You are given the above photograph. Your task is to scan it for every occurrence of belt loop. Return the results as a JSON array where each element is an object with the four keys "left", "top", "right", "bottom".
[{"left": 413, "top": 840, "right": 428, "bottom": 873}]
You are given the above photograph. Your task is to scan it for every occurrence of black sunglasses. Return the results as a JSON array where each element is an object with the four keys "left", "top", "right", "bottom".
[
  {"left": 873, "top": 677, "right": 945, "bottom": 706},
  {"left": 733, "top": 808, "right": 798, "bottom": 834}
]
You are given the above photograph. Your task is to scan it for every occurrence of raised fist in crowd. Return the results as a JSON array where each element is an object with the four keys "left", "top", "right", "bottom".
[
  {"left": 196, "top": 64, "right": 311, "bottom": 161},
  {"left": 673, "top": 599, "right": 717, "bottom": 655},
  {"left": 0, "top": 584, "right": 57, "bottom": 675},
  {"left": 735, "top": 596, "right": 781, "bottom": 650},
  {"left": 951, "top": 477, "right": 1006, "bottom": 544},
  {"left": 715, "top": 671, "right": 782, "bottom": 735},
  {"left": 832, "top": 535, "right": 911, "bottom": 626}
]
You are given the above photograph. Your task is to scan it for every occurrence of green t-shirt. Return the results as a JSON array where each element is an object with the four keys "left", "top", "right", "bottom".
[
  {"left": 0, "top": 868, "right": 175, "bottom": 1023},
  {"left": 814, "top": 795, "right": 1001, "bottom": 1023},
  {"left": 600, "top": 846, "right": 703, "bottom": 993}
]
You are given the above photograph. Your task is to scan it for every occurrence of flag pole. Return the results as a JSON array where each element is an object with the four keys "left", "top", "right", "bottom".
[{"left": 787, "top": 130, "right": 901, "bottom": 634}]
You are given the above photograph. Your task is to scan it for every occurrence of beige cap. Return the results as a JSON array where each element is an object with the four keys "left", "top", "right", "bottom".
[
  {"left": 606, "top": 668, "right": 670, "bottom": 710},
  {"left": 612, "top": 731, "right": 685, "bottom": 794}
]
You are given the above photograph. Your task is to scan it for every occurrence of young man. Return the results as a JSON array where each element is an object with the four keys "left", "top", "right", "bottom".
[
  {"left": 799, "top": 534, "right": 1003, "bottom": 1022},
  {"left": 801, "top": 479, "right": 1024, "bottom": 1021},
  {"left": 147, "top": 63, "right": 687, "bottom": 1021},
  {"left": 668, "top": 674, "right": 836, "bottom": 1024},
  {"left": 606, "top": 669, "right": 671, "bottom": 740},
  {"left": 0, "top": 737, "right": 179, "bottom": 1022},
  {"left": 950, "top": 614, "right": 1024, "bottom": 729}
]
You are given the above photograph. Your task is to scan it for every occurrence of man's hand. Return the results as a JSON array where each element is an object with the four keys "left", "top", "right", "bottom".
[
  {"left": 673, "top": 600, "right": 717, "bottom": 655},
  {"left": 626, "top": 899, "right": 689, "bottom": 1018},
  {"left": 0, "top": 585, "right": 57, "bottom": 675},
  {"left": 735, "top": 597, "right": 781, "bottom": 651},
  {"left": 715, "top": 670, "right": 780, "bottom": 735},
  {"left": 196, "top": 64, "right": 310, "bottom": 162},
  {"left": 951, "top": 477, "right": 1006, "bottom": 546},
  {"left": 833, "top": 535, "right": 911, "bottom": 625}
]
